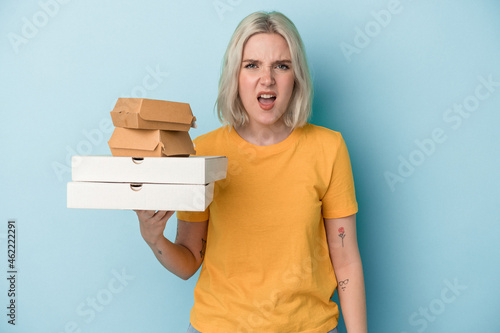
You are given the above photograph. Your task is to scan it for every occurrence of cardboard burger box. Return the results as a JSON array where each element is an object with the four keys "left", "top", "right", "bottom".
[
  {"left": 108, "top": 127, "right": 196, "bottom": 157},
  {"left": 110, "top": 98, "right": 196, "bottom": 131},
  {"left": 67, "top": 156, "right": 228, "bottom": 211}
]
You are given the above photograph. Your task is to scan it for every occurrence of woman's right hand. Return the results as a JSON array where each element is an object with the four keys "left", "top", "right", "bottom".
[{"left": 135, "top": 210, "right": 175, "bottom": 246}]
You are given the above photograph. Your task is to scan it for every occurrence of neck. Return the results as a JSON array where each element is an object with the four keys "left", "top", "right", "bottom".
[{"left": 234, "top": 121, "right": 293, "bottom": 146}]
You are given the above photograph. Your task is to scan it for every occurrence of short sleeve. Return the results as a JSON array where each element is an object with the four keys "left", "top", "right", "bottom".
[
  {"left": 321, "top": 134, "right": 358, "bottom": 219},
  {"left": 175, "top": 135, "right": 211, "bottom": 222},
  {"left": 176, "top": 207, "right": 209, "bottom": 222}
]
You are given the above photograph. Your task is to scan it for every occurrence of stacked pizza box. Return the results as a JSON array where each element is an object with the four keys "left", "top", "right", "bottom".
[{"left": 67, "top": 98, "right": 228, "bottom": 211}]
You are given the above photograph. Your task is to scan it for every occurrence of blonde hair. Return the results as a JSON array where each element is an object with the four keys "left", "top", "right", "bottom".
[{"left": 216, "top": 11, "right": 313, "bottom": 129}]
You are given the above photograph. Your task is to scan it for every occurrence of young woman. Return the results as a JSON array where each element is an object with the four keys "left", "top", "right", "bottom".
[{"left": 136, "top": 11, "right": 367, "bottom": 333}]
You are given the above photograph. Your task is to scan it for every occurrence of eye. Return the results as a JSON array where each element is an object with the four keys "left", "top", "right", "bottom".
[
  {"left": 276, "top": 63, "right": 290, "bottom": 70},
  {"left": 244, "top": 63, "right": 257, "bottom": 69}
]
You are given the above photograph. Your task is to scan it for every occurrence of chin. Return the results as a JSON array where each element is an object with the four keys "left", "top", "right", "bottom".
[{"left": 256, "top": 116, "right": 286, "bottom": 127}]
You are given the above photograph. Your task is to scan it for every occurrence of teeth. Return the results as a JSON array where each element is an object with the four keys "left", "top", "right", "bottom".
[{"left": 259, "top": 94, "right": 275, "bottom": 98}]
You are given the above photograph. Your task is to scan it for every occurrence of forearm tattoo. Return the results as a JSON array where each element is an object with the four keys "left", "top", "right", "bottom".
[
  {"left": 200, "top": 238, "right": 207, "bottom": 259},
  {"left": 338, "top": 227, "right": 346, "bottom": 247},
  {"left": 339, "top": 279, "right": 349, "bottom": 291}
]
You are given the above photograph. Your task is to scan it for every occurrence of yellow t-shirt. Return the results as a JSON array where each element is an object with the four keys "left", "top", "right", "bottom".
[{"left": 177, "top": 123, "right": 358, "bottom": 333}]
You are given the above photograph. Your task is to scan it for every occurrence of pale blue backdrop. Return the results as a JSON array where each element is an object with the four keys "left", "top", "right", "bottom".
[{"left": 1, "top": 0, "right": 499, "bottom": 332}]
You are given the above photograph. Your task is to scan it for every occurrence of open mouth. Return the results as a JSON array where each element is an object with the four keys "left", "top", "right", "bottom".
[{"left": 257, "top": 93, "right": 276, "bottom": 109}]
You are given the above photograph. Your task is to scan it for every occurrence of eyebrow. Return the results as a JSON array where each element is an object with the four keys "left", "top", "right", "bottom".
[{"left": 242, "top": 59, "right": 292, "bottom": 64}]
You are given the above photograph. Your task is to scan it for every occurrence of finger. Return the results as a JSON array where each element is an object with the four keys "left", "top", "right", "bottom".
[
  {"left": 136, "top": 210, "right": 157, "bottom": 220},
  {"left": 154, "top": 210, "right": 174, "bottom": 220},
  {"left": 162, "top": 211, "right": 175, "bottom": 221}
]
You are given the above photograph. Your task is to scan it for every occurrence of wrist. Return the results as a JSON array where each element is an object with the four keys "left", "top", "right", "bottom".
[{"left": 146, "top": 234, "right": 166, "bottom": 248}]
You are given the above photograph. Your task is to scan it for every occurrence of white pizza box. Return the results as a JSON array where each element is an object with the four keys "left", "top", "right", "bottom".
[
  {"left": 67, "top": 182, "right": 214, "bottom": 211},
  {"left": 71, "top": 155, "right": 228, "bottom": 184}
]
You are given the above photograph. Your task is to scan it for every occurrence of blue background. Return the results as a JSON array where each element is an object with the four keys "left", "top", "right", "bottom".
[{"left": 1, "top": 0, "right": 499, "bottom": 332}]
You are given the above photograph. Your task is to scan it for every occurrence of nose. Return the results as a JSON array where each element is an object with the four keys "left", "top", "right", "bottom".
[{"left": 260, "top": 67, "right": 275, "bottom": 86}]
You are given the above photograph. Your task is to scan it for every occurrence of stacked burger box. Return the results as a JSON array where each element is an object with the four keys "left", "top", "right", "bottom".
[
  {"left": 67, "top": 98, "right": 228, "bottom": 211},
  {"left": 108, "top": 98, "right": 197, "bottom": 157}
]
